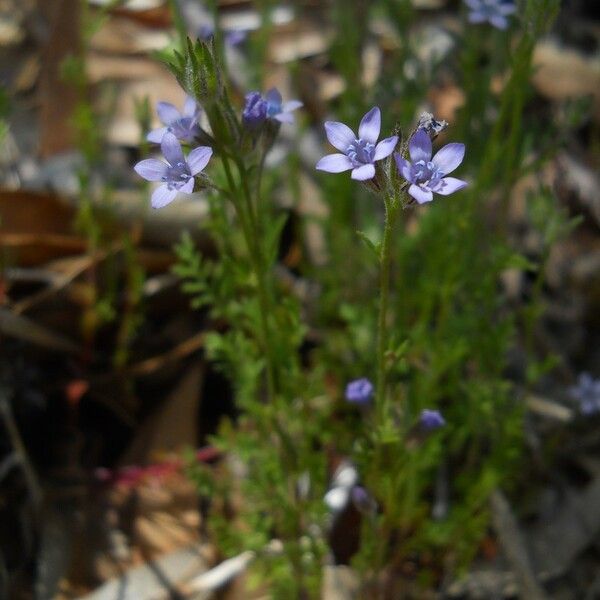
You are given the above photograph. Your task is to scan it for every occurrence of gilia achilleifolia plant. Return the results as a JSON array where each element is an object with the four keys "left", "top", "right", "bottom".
[{"left": 132, "top": 0, "right": 562, "bottom": 589}]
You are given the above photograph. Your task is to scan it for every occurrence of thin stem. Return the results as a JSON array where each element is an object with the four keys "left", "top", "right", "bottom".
[
  {"left": 221, "top": 153, "right": 278, "bottom": 401},
  {"left": 236, "top": 159, "right": 279, "bottom": 396},
  {"left": 375, "top": 195, "right": 399, "bottom": 424}
]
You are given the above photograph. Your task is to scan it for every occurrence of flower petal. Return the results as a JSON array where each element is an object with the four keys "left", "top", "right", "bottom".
[
  {"left": 373, "top": 136, "right": 398, "bottom": 161},
  {"left": 432, "top": 177, "right": 468, "bottom": 195},
  {"left": 183, "top": 96, "right": 199, "bottom": 118},
  {"left": 179, "top": 178, "right": 195, "bottom": 195},
  {"left": 147, "top": 127, "right": 168, "bottom": 143},
  {"left": 316, "top": 153, "right": 353, "bottom": 173},
  {"left": 394, "top": 154, "right": 414, "bottom": 182},
  {"left": 134, "top": 159, "right": 167, "bottom": 181},
  {"left": 464, "top": 0, "right": 482, "bottom": 9},
  {"left": 409, "top": 129, "right": 432, "bottom": 163},
  {"left": 281, "top": 100, "right": 303, "bottom": 112},
  {"left": 351, "top": 163, "right": 376, "bottom": 181},
  {"left": 151, "top": 184, "right": 178, "bottom": 209},
  {"left": 432, "top": 143, "right": 465, "bottom": 175},
  {"left": 409, "top": 184, "right": 433, "bottom": 204},
  {"left": 273, "top": 112, "right": 295, "bottom": 124},
  {"left": 489, "top": 14, "right": 508, "bottom": 29},
  {"left": 161, "top": 132, "right": 185, "bottom": 166},
  {"left": 156, "top": 102, "right": 181, "bottom": 125},
  {"left": 187, "top": 146, "right": 213, "bottom": 175},
  {"left": 358, "top": 107, "right": 381, "bottom": 144},
  {"left": 324, "top": 121, "right": 356, "bottom": 152},
  {"left": 265, "top": 88, "right": 282, "bottom": 106}
]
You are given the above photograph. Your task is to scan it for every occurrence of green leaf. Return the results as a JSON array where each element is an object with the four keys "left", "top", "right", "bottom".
[{"left": 356, "top": 230, "right": 380, "bottom": 258}]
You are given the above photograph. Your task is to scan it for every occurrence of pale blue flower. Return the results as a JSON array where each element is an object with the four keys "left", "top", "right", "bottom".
[
  {"left": 345, "top": 378, "right": 374, "bottom": 405},
  {"left": 316, "top": 107, "right": 398, "bottom": 181},
  {"left": 134, "top": 132, "right": 212, "bottom": 208},
  {"left": 395, "top": 129, "right": 467, "bottom": 204},
  {"left": 147, "top": 97, "right": 202, "bottom": 144}
]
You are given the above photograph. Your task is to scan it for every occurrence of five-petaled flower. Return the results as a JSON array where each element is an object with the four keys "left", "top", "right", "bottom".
[
  {"left": 316, "top": 107, "right": 398, "bottom": 181},
  {"left": 134, "top": 132, "right": 212, "bottom": 209},
  {"left": 419, "top": 409, "right": 446, "bottom": 430},
  {"left": 147, "top": 97, "right": 202, "bottom": 144},
  {"left": 464, "top": 0, "right": 516, "bottom": 30},
  {"left": 395, "top": 129, "right": 467, "bottom": 204},
  {"left": 242, "top": 88, "right": 303, "bottom": 128},
  {"left": 345, "top": 378, "right": 374, "bottom": 405}
]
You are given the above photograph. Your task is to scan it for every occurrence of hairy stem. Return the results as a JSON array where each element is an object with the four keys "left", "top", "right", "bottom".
[
  {"left": 375, "top": 195, "right": 399, "bottom": 423},
  {"left": 221, "top": 153, "right": 278, "bottom": 402}
]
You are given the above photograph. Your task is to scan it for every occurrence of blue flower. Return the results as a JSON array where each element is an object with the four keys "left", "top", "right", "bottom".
[
  {"left": 395, "top": 129, "right": 467, "bottom": 204},
  {"left": 464, "top": 0, "right": 516, "bottom": 30},
  {"left": 569, "top": 373, "right": 600, "bottom": 416},
  {"left": 242, "top": 88, "right": 302, "bottom": 128},
  {"left": 134, "top": 132, "right": 212, "bottom": 208},
  {"left": 242, "top": 91, "right": 268, "bottom": 127},
  {"left": 316, "top": 107, "right": 398, "bottom": 181},
  {"left": 419, "top": 409, "right": 446, "bottom": 430},
  {"left": 147, "top": 97, "right": 202, "bottom": 144},
  {"left": 345, "top": 378, "right": 374, "bottom": 405}
]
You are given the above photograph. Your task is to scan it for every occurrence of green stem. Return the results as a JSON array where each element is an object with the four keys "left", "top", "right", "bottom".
[
  {"left": 237, "top": 160, "right": 279, "bottom": 396},
  {"left": 375, "top": 195, "right": 399, "bottom": 423},
  {"left": 221, "top": 153, "right": 278, "bottom": 401}
]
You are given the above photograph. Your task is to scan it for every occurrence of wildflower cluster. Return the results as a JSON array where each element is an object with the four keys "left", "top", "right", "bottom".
[
  {"left": 316, "top": 107, "right": 467, "bottom": 203},
  {"left": 135, "top": 87, "right": 300, "bottom": 207}
]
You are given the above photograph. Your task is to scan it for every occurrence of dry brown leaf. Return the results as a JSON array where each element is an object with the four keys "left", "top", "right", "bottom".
[{"left": 0, "top": 190, "right": 84, "bottom": 265}]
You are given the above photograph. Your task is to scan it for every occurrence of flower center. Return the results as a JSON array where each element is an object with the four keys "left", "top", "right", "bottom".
[
  {"left": 346, "top": 139, "right": 375, "bottom": 166},
  {"left": 163, "top": 161, "right": 191, "bottom": 189},
  {"left": 413, "top": 159, "right": 443, "bottom": 187}
]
